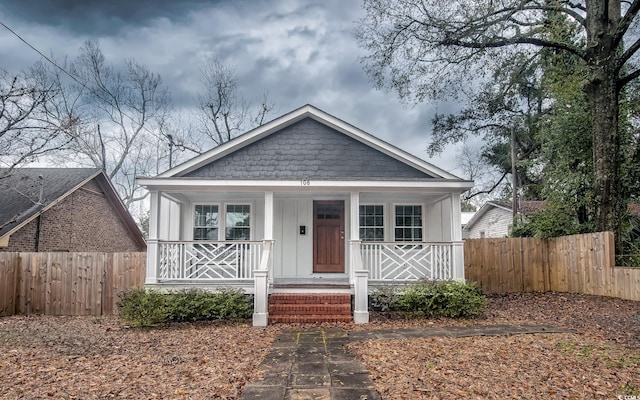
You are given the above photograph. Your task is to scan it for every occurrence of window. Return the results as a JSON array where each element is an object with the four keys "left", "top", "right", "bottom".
[
  {"left": 193, "top": 205, "right": 219, "bottom": 240},
  {"left": 359, "top": 205, "right": 384, "bottom": 241},
  {"left": 225, "top": 204, "right": 251, "bottom": 240},
  {"left": 394, "top": 205, "right": 422, "bottom": 242}
]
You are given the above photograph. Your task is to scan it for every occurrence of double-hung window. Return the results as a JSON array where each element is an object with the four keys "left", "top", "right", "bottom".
[
  {"left": 225, "top": 204, "right": 251, "bottom": 240},
  {"left": 193, "top": 205, "right": 219, "bottom": 240},
  {"left": 359, "top": 205, "right": 384, "bottom": 241},
  {"left": 394, "top": 205, "right": 422, "bottom": 242},
  {"left": 193, "top": 204, "right": 251, "bottom": 241}
]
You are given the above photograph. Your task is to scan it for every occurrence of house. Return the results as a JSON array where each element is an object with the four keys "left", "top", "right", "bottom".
[
  {"left": 461, "top": 211, "right": 476, "bottom": 238},
  {"left": 0, "top": 168, "right": 146, "bottom": 252},
  {"left": 137, "top": 105, "right": 473, "bottom": 325},
  {"left": 463, "top": 200, "right": 545, "bottom": 238}
]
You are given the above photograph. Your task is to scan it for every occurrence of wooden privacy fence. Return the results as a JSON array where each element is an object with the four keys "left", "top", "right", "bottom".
[
  {"left": 464, "top": 232, "right": 640, "bottom": 301},
  {"left": 0, "top": 252, "right": 146, "bottom": 317}
]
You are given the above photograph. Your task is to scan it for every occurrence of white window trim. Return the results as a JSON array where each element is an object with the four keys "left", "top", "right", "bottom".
[
  {"left": 192, "top": 203, "right": 221, "bottom": 241},
  {"left": 224, "top": 202, "right": 254, "bottom": 241},
  {"left": 392, "top": 202, "right": 425, "bottom": 242},
  {"left": 191, "top": 201, "right": 254, "bottom": 241},
  {"left": 359, "top": 203, "right": 386, "bottom": 242}
]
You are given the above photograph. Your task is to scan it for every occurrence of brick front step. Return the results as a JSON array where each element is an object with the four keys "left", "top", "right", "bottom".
[
  {"left": 268, "top": 293, "right": 352, "bottom": 324},
  {"left": 269, "top": 303, "right": 351, "bottom": 315},
  {"left": 269, "top": 293, "right": 351, "bottom": 305},
  {"left": 268, "top": 315, "right": 353, "bottom": 324}
]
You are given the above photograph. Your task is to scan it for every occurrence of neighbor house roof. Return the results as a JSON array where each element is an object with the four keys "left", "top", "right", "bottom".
[
  {"left": 156, "top": 104, "right": 465, "bottom": 181},
  {"left": 0, "top": 168, "right": 146, "bottom": 248},
  {"left": 465, "top": 200, "right": 640, "bottom": 232},
  {"left": 463, "top": 200, "right": 544, "bottom": 231}
]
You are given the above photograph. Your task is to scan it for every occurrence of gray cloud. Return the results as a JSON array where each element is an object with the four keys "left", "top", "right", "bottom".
[{"left": 0, "top": 0, "right": 463, "bottom": 173}]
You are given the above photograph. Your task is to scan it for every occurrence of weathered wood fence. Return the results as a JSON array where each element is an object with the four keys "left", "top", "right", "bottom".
[
  {"left": 0, "top": 252, "right": 146, "bottom": 317},
  {"left": 464, "top": 232, "right": 640, "bottom": 301}
]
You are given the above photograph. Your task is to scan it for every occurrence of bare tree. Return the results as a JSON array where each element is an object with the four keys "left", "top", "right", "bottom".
[
  {"left": 62, "top": 41, "right": 176, "bottom": 206},
  {"left": 196, "top": 57, "right": 274, "bottom": 147},
  {"left": 0, "top": 65, "right": 78, "bottom": 177},
  {"left": 455, "top": 144, "right": 508, "bottom": 206}
]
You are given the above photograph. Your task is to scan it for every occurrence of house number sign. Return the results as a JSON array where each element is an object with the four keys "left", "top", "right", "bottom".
[{"left": 301, "top": 179, "right": 311, "bottom": 186}]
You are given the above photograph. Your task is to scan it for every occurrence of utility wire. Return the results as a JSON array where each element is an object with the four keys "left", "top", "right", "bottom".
[
  {"left": 0, "top": 19, "right": 89, "bottom": 90},
  {"left": 0, "top": 18, "right": 187, "bottom": 153}
]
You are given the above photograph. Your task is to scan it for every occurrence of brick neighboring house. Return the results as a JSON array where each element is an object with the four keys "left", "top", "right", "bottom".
[{"left": 0, "top": 168, "right": 146, "bottom": 252}]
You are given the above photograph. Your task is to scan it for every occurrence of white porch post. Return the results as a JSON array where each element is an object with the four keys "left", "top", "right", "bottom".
[
  {"left": 349, "top": 191, "right": 360, "bottom": 283},
  {"left": 264, "top": 191, "right": 274, "bottom": 240},
  {"left": 253, "top": 191, "right": 273, "bottom": 327},
  {"left": 145, "top": 190, "right": 161, "bottom": 285},
  {"left": 253, "top": 270, "right": 269, "bottom": 326},
  {"left": 263, "top": 191, "right": 273, "bottom": 281},
  {"left": 350, "top": 191, "right": 369, "bottom": 323},
  {"left": 354, "top": 270, "right": 369, "bottom": 324},
  {"left": 451, "top": 193, "right": 465, "bottom": 281}
]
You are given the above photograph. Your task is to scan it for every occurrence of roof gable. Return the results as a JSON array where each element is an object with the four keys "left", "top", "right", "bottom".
[
  {"left": 184, "top": 118, "right": 434, "bottom": 180},
  {"left": 463, "top": 201, "right": 512, "bottom": 231},
  {"left": 161, "top": 104, "right": 461, "bottom": 180}
]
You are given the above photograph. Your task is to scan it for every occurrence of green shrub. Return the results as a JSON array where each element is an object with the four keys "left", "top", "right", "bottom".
[
  {"left": 164, "top": 289, "right": 216, "bottom": 322},
  {"left": 117, "top": 288, "right": 252, "bottom": 326},
  {"left": 117, "top": 288, "right": 165, "bottom": 327},
  {"left": 164, "top": 288, "right": 252, "bottom": 322},
  {"left": 398, "top": 280, "right": 486, "bottom": 318},
  {"left": 369, "top": 285, "right": 399, "bottom": 312}
]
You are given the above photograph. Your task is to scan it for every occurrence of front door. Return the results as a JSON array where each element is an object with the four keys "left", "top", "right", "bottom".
[{"left": 313, "top": 200, "right": 345, "bottom": 273}]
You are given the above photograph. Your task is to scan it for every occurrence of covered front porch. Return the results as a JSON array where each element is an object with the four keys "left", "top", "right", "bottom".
[{"left": 142, "top": 183, "right": 467, "bottom": 326}]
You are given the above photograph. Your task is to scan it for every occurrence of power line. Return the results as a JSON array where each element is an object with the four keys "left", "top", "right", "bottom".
[
  {"left": 0, "top": 18, "right": 178, "bottom": 148},
  {"left": 0, "top": 19, "right": 88, "bottom": 90}
]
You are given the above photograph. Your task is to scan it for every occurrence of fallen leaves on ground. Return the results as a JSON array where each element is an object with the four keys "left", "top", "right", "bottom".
[
  {"left": 0, "top": 293, "right": 638, "bottom": 399},
  {"left": 348, "top": 333, "right": 639, "bottom": 399},
  {"left": 346, "top": 292, "right": 640, "bottom": 399},
  {"left": 0, "top": 317, "right": 284, "bottom": 399}
]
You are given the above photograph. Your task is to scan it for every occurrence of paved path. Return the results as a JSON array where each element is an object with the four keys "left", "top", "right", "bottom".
[{"left": 240, "top": 324, "right": 571, "bottom": 400}]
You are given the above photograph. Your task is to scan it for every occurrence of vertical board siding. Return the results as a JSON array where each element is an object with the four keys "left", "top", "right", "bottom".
[
  {"left": 465, "top": 232, "right": 640, "bottom": 301},
  {"left": 0, "top": 252, "right": 145, "bottom": 316}
]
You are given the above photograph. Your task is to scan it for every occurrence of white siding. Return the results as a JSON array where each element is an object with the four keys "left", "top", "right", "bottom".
[
  {"left": 467, "top": 208, "right": 513, "bottom": 238},
  {"left": 273, "top": 198, "right": 313, "bottom": 278}
]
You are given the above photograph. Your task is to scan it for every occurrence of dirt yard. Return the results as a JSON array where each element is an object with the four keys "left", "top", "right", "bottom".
[{"left": 0, "top": 292, "right": 638, "bottom": 399}]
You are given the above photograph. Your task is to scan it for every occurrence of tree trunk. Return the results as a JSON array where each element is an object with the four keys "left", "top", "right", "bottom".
[
  {"left": 584, "top": 73, "right": 624, "bottom": 240},
  {"left": 584, "top": 0, "right": 626, "bottom": 251}
]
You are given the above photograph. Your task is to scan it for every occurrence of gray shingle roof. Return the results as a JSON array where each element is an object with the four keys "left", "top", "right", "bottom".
[
  {"left": 184, "top": 118, "right": 435, "bottom": 180},
  {"left": 0, "top": 168, "right": 100, "bottom": 237}
]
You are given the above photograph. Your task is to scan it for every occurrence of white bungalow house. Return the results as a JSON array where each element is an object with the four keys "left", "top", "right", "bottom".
[{"left": 137, "top": 105, "right": 473, "bottom": 326}]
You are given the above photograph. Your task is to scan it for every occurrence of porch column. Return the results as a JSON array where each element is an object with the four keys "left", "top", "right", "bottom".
[
  {"left": 145, "top": 190, "right": 161, "bottom": 285},
  {"left": 350, "top": 191, "right": 369, "bottom": 323},
  {"left": 264, "top": 191, "right": 274, "bottom": 240},
  {"left": 263, "top": 191, "right": 274, "bottom": 281},
  {"left": 253, "top": 270, "right": 269, "bottom": 326},
  {"left": 450, "top": 193, "right": 465, "bottom": 281},
  {"left": 349, "top": 191, "right": 360, "bottom": 283}
]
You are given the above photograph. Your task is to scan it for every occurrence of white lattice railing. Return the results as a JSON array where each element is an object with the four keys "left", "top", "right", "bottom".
[
  {"left": 159, "top": 241, "right": 263, "bottom": 280},
  {"left": 360, "top": 242, "right": 453, "bottom": 281}
]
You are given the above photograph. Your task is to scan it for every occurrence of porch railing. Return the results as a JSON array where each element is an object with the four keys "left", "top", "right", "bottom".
[
  {"left": 360, "top": 242, "right": 453, "bottom": 281},
  {"left": 158, "top": 241, "right": 263, "bottom": 280}
]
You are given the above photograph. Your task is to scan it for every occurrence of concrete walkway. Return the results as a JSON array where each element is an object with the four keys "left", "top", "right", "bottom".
[{"left": 240, "top": 324, "right": 570, "bottom": 400}]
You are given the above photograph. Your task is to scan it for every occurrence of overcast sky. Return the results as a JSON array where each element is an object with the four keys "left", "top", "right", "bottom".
[{"left": 0, "top": 0, "right": 464, "bottom": 174}]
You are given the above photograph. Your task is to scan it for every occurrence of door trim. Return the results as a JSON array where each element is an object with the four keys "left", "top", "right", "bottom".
[{"left": 312, "top": 200, "right": 345, "bottom": 273}]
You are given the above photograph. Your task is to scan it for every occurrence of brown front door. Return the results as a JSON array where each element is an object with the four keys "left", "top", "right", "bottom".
[{"left": 313, "top": 200, "right": 345, "bottom": 273}]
